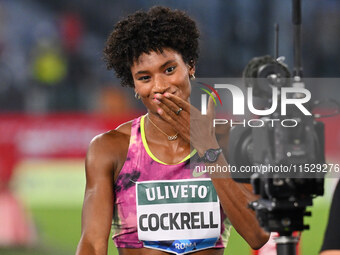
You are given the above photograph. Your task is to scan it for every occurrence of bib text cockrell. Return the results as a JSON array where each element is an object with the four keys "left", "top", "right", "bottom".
[{"left": 139, "top": 211, "right": 218, "bottom": 231}]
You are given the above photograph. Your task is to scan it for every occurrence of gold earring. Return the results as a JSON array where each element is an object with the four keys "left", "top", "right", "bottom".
[
  {"left": 135, "top": 92, "right": 140, "bottom": 100},
  {"left": 190, "top": 74, "right": 196, "bottom": 80}
]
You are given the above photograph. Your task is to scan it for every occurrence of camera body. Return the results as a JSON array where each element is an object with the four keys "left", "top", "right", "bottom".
[{"left": 227, "top": 56, "right": 325, "bottom": 234}]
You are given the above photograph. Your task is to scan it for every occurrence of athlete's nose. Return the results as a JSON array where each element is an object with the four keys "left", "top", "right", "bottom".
[{"left": 153, "top": 74, "right": 170, "bottom": 94}]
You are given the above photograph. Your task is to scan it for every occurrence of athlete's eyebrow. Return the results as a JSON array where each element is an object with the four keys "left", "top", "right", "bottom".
[
  {"left": 134, "top": 70, "right": 149, "bottom": 76},
  {"left": 160, "top": 60, "right": 176, "bottom": 69},
  {"left": 134, "top": 60, "right": 177, "bottom": 76}
]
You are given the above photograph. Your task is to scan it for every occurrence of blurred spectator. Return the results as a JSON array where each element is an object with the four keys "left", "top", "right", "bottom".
[
  {"left": 0, "top": 143, "right": 18, "bottom": 189},
  {"left": 32, "top": 39, "right": 67, "bottom": 85},
  {"left": 97, "top": 85, "right": 133, "bottom": 117},
  {"left": 0, "top": 143, "right": 37, "bottom": 246},
  {"left": 59, "top": 11, "right": 83, "bottom": 54},
  {"left": 0, "top": 189, "right": 37, "bottom": 246}
]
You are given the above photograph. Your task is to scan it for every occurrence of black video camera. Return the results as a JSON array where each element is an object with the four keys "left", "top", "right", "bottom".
[{"left": 227, "top": 55, "right": 325, "bottom": 236}]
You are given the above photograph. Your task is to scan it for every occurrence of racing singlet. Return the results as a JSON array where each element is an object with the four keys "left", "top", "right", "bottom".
[{"left": 112, "top": 115, "right": 232, "bottom": 254}]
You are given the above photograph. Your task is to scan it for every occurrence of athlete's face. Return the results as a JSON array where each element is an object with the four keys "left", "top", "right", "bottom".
[{"left": 131, "top": 48, "right": 194, "bottom": 113}]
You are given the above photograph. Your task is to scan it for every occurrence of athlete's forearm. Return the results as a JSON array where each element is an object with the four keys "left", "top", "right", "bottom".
[
  {"left": 211, "top": 173, "right": 269, "bottom": 249},
  {"left": 197, "top": 143, "right": 269, "bottom": 249}
]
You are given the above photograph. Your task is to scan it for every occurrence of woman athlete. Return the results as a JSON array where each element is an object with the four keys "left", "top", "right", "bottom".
[{"left": 76, "top": 6, "right": 269, "bottom": 255}]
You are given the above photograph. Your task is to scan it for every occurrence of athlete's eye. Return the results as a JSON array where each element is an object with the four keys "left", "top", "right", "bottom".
[
  {"left": 165, "top": 66, "right": 176, "bottom": 74},
  {"left": 138, "top": 76, "right": 151, "bottom": 81}
]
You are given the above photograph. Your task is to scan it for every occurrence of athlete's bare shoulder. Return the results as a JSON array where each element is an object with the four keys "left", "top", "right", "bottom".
[
  {"left": 115, "top": 120, "right": 133, "bottom": 136},
  {"left": 90, "top": 119, "right": 133, "bottom": 151},
  {"left": 86, "top": 120, "right": 133, "bottom": 179}
]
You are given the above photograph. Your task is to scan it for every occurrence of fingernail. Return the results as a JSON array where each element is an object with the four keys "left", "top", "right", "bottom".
[
  {"left": 164, "top": 92, "right": 170, "bottom": 98},
  {"left": 157, "top": 108, "right": 163, "bottom": 114},
  {"left": 153, "top": 98, "right": 160, "bottom": 104},
  {"left": 155, "top": 93, "right": 162, "bottom": 99}
]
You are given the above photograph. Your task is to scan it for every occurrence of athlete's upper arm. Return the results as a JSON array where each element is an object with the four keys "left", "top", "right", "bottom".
[{"left": 76, "top": 132, "right": 124, "bottom": 255}]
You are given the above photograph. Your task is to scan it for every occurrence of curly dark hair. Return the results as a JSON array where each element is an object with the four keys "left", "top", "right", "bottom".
[{"left": 103, "top": 6, "right": 200, "bottom": 87}]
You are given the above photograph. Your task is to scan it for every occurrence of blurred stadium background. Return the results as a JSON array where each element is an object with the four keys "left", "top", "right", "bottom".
[{"left": 0, "top": 0, "right": 340, "bottom": 254}]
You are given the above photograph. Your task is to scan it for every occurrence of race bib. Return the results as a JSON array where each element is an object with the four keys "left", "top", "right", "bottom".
[{"left": 136, "top": 178, "right": 221, "bottom": 254}]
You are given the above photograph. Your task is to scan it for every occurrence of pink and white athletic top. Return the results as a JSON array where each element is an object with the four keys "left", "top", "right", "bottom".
[{"left": 112, "top": 115, "right": 231, "bottom": 254}]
